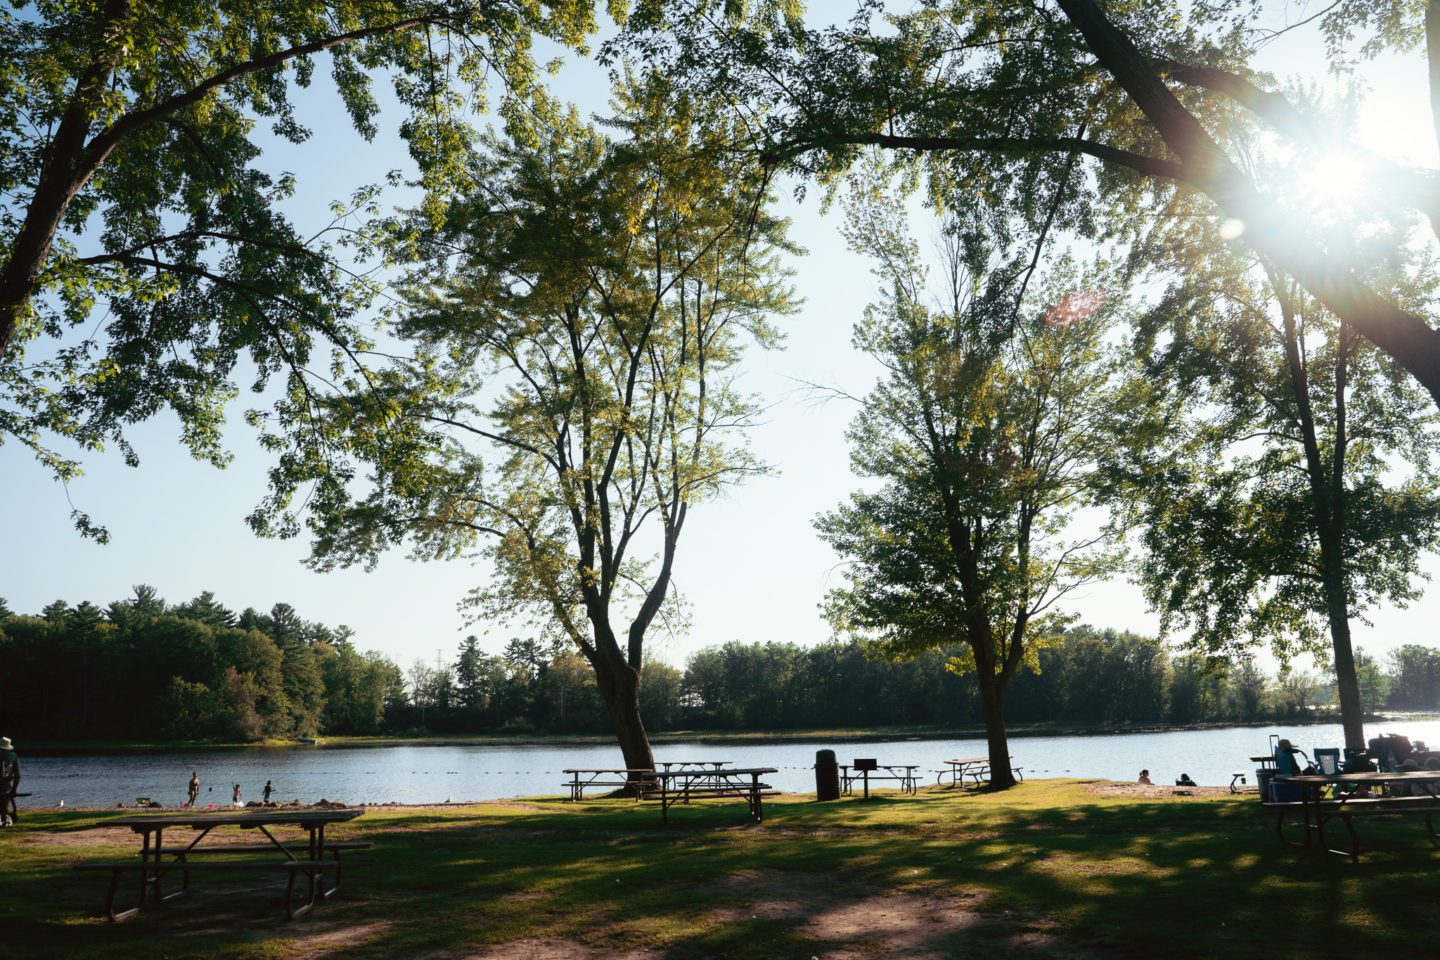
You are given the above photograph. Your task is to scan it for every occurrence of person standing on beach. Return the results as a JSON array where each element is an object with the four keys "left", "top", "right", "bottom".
[
  {"left": 232, "top": 783, "right": 241, "bottom": 806},
  {"left": 262, "top": 780, "right": 273, "bottom": 804},
  {"left": 186, "top": 771, "right": 200, "bottom": 807}
]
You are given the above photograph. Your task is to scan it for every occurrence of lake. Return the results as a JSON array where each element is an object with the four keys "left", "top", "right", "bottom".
[{"left": 17, "top": 719, "right": 1440, "bottom": 809}]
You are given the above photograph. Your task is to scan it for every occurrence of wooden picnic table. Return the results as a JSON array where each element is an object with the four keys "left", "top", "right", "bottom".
[
  {"left": 72, "top": 807, "right": 368, "bottom": 921},
  {"left": 649, "top": 767, "right": 778, "bottom": 823},
  {"left": 561, "top": 768, "right": 660, "bottom": 801},
  {"left": 839, "top": 763, "right": 918, "bottom": 798},
  {"left": 1271, "top": 771, "right": 1440, "bottom": 861},
  {"left": 937, "top": 757, "right": 1023, "bottom": 788}
]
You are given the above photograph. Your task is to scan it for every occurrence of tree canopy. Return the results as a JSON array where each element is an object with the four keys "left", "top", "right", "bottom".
[
  {"left": 612, "top": 0, "right": 1440, "bottom": 406},
  {"left": 0, "top": 0, "right": 601, "bottom": 537},
  {"left": 817, "top": 174, "right": 1131, "bottom": 788},
  {"left": 269, "top": 74, "right": 797, "bottom": 771}
]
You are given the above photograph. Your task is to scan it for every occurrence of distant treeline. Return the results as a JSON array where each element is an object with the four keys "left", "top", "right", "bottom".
[{"left": 3, "top": 591, "right": 1438, "bottom": 743}]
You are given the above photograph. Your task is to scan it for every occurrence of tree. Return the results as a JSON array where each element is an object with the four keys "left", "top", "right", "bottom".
[
  {"left": 816, "top": 182, "right": 1126, "bottom": 789},
  {"left": 1276, "top": 669, "right": 1326, "bottom": 719},
  {"left": 454, "top": 635, "right": 485, "bottom": 712},
  {"left": 616, "top": 0, "right": 1440, "bottom": 407},
  {"left": 173, "top": 591, "right": 237, "bottom": 628},
  {"left": 1386, "top": 644, "right": 1440, "bottom": 710},
  {"left": 1354, "top": 649, "right": 1388, "bottom": 717},
  {"left": 1, "top": 0, "right": 600, "bottom": 537},
  {"left": 280, "top": 75, "right": 796, "bottom": 775},
  {"left": 1119, "top": 173, "right": 1440, "bottom": 750}
]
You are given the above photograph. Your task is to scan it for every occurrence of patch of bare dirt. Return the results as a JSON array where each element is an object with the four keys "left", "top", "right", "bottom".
[
  {"left": 1085, "top": 781, "right": 1244, "bottom": 800},
  {"left": 463, "top": 939, "right": 664, "bottom": 959},
  {"left": 699, "top": 870, "right": 1086, "bottom": 959},
  {"left": 290, "top": 919, "right": 394, "bottom": 959}
]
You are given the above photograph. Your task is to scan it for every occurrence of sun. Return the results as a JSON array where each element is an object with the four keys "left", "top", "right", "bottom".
[{"left": 1292, "top": 150, "right": 1369, "bottom": 216}]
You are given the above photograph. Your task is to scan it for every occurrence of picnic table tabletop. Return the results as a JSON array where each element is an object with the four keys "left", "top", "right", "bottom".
[
  {"left": 1276, "top": 771, "right": 1440, "bottom": 786},
  {"left": 653, "top": 766, "right": 776, "bottom": 779},
  {"left": 658, "top": 760, "right": 732, "bottom": 768},
  {"left": 96, "top": 807, "right": 364, "bottom": 830}
]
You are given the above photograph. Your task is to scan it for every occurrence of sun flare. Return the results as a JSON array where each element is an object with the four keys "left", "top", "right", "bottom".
[{"left": 1294, "top": 151, "right": 1368, "bottom": 214}]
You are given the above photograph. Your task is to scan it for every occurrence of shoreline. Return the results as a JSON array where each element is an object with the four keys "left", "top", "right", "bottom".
[
  {"left": 21, "top": 779, "right": 1250, "bottom": 813},
  {"left": 20, "top": 713, "right": 1432, "bottom": 757}
]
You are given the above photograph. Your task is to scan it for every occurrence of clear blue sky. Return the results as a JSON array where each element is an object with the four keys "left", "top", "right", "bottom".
[{"left": 3, "top": 6, "right": 1438, "bottom": 672}]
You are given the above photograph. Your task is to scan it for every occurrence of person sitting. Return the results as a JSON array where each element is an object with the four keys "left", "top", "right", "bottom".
[
  {"left": 1176, "top": 773, "right": 1197, "bottom": 787},
  {"left": 1137, "top": 769, "right": 1153, "bottom": 785}
]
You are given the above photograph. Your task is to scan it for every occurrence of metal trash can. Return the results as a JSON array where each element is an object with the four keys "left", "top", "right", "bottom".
[{"left": 815, "top": 749, "right": 840, "bottom": 801}]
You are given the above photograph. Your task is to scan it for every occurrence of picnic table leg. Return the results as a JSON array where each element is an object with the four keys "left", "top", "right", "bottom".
[
  {"left": 312, "top": 823, "right": 327, "bottom": 902},
  {"left": 146, "top": 828, "right": 186, "bottom": 906},
  {"left": 105, "top": 867, "right": 145, "bottom": 922},
  {"left": 285, "top": 867, "right": 318, "bottom": 920}
]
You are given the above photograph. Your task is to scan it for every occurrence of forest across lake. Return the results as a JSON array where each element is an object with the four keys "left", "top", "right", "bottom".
[{"left": 9, "top": 590, "right": 1440, "bottom": 749}]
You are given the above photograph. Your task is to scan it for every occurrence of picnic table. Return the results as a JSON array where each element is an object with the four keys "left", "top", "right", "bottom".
[
  {"left": 562, "top": 768, "right": 660, "bottom": 801},
  {"left": 1270, "top": 771, "right": 1440, "bottom": 861},
  {"left": 71, "top": 807, "right": 369, "bottom": 921},
  {"left": 840, "top": 761, "right": 918, "bottom": 798},
  {"left": 936, "top": 757, "right": 1024, "bottom": 788},
  {"left": 647, "top": 767, "right": 778, "bottom": 823}
]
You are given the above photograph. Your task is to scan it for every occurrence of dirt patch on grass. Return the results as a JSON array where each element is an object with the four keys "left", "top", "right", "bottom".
[
  {"left": 290, "top": 919, "right": 394, "bottom": 959},
  {"left": 463, "top": 939, "right": 663, "bottom": 959},
  {"left": 699, "top": 870, "right": 1083, "bottom": 959},
  {"left": 1085, "top": 781, "right": 1242, "bottom": 800}
]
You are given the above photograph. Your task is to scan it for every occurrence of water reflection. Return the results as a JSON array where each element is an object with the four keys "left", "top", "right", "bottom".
[{"left": 19, "top": 719, "right": 1440, "bottom": 808}]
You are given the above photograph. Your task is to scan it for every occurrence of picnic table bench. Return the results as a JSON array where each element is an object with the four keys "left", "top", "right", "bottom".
[
  {"left": 935, "top": 757, "right": 1024, "bottom": 788},
  {"left": 1267, "top": 771, "right": 1440, "bottom": 861},
  {"left": 840, "top": 760, "right": 918, "bottom": 798},
  {"left": 70, "top": 807, "right": 369, "bottom": 920},
  {"left": 645, "top": 767, "right": 778, "bottom": 823}
]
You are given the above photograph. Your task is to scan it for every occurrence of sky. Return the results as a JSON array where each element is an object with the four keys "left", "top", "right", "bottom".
[{"left": 4, "top": 3, "right": 1440, "bottom": 673}]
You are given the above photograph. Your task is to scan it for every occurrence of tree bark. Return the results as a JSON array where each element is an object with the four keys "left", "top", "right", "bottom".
[
  {"left": 593, "top": 655, "right": 655, "bottom": 786},
  {"left": 976, "top": 668, "right": 1017, "bottom": 790}
]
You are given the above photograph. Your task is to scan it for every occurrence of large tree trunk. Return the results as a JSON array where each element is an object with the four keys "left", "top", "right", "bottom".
[
  {"left": 1272, "top": 277, "right": 1366, "bottom": 751},
  {"left": 975, "top": 669, "right": 1017, "bottom": 790},
  {"left": 593, "top": 655, "right": 655, "bottom": 785},
  {"left": 1320, "top": 555, "right": 1366, "bottom": 751}
]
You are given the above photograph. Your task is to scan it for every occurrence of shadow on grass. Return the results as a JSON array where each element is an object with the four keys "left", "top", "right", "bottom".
[{"left": 5, "top": 785, "right": 1439, "bottom": 960}]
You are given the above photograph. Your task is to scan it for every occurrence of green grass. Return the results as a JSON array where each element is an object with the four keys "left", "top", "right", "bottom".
[{"left": 3, "top": 780, "right": 1436, "bottom": 959}]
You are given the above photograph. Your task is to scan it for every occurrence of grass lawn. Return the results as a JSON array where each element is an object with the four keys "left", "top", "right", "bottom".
[{"left": 2, "top": 779, "right": 1436, "bottom": 959}]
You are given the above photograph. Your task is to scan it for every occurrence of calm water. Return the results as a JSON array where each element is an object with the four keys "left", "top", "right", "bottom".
[{"left": 17, "top": 719, "right": 1440, "bottom": 809}]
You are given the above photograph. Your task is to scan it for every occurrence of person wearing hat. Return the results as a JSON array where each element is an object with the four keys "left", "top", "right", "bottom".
[{"left": 0, "top": 736, "right": 19, "bottom": 827}]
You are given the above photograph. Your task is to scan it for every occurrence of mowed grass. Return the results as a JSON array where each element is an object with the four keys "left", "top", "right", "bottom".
[{"left": 2, "top": 779, "right": 1437, "bottom": 959}]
